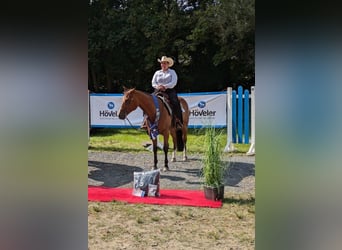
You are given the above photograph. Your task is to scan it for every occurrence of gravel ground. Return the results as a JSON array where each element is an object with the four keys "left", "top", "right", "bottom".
[{"left": 88, "top": 150, "right": 255, "bottom": 196}]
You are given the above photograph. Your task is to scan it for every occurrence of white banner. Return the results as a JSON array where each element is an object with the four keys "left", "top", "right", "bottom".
[
  {"left": 90, "top": 94, "right": 144, "bottom": 128},
  {"left": 90, "top": 92, "right": 226, "bottom": 128},
  {"left": 180, "top": 92, "right": 226, "bottom": 128}
]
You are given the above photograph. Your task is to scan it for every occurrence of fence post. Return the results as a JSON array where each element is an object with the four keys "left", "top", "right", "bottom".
[
  {"left": 246, "top": 86, "right": 255, "bottom": 155},
  {"left": 244, "top": 89, "right": 250, "bottom": 144},
  {"left": 232, "top": 90, "right": 237, "bottom": 143},
  {"left": 224, "top": 87, "right": 235, "bottom": 152},
  {"left": 237, "top": 86, "right": 243, "bottom": 143}
]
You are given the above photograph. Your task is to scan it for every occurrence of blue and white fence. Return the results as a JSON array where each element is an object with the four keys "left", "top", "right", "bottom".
[
  {"left": 89, "top": 86, "right": 255, "bottom": 155},
  {"left": 225, "top": 86, "right": 255, "bottom": 155}
]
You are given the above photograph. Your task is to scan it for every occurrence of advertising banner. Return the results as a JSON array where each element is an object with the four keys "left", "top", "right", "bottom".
[
  {"left": 90, "top": 92, "right": 227, "bottom": 128},
  {"left": 90, "top": 94, "right": 144, "bottom": 128},
  {"left": 180, "top": 92, "right": 226, "bottom": 128}
]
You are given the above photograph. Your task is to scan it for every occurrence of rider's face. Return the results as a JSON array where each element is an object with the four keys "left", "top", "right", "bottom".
[{"left": 160, "top": 61, "right": 169, "bottom": 71}]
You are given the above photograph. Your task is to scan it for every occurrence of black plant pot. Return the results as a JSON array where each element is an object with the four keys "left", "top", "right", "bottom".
[{"left": 204, "top": 185, "right": 224, "bottom": 201}]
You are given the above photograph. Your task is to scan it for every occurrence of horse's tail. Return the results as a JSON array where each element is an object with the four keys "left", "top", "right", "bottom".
[
  {"left": 176, "top": 96, "right": 189, "bottom": 152},
  {"left": 176, "top": 130, "right": 184, "bottom": 152}
]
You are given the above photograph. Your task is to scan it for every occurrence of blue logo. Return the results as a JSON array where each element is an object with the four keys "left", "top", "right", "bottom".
[
  {"left": 198, "top": 101, "right": 206, "bottom": 108},
  {"left": 107, "top": 102, "right": 115, "bottom": 109}
]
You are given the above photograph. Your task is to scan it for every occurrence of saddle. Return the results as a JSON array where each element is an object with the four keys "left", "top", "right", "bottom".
[
  {"left": 155, "top": 91, "right": 182, "bottom": 130},
  {"left": 154, "top": 91, "right": 173, "bottom": 116},
  {"left": 140, "top": 91, "right": 182, "bottom": 131}
]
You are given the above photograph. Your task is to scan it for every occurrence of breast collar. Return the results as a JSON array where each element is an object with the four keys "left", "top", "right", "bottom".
[{"left": 146, "top": 94, "right": 160, "bottom": 140}]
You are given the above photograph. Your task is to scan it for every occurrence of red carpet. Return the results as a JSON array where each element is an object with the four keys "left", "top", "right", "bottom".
[{"left": 88, "top": 186, "right": 222, "bottom": 208}]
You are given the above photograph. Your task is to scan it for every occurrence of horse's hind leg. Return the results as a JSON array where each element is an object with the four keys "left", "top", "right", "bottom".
[
  {"left": 183, "top": 145, "right": 187, "bottom": 161},
  {"left": 171, "top": 131, "right": 177, "bottom": 162},
  {"left": 182, "top": 129, "right": 188, "bottom": 161},
  {"left": 171, "top": 149, "right": 176, "bottom": 162}
]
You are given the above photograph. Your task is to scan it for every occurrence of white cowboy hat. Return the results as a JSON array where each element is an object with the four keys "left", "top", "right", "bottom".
[{"left": 158, "top": 56, "right": 174, "bottom": 67}]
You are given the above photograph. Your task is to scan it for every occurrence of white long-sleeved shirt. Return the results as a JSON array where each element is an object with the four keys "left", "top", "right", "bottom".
[{"left": 151, "top": 69, "right": 178, "bottom": 89}]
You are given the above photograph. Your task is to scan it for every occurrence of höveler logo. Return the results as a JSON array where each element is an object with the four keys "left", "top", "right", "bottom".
[
  {"left": 98, "top": 101, "right": 118, "bottom": 117},
  {"left": 107, "top": 102, "right": 115, "bottom": 109},
  {"left": 191, "top": 100, "right": 216, "bottom": 117},
  {"left": 198, "top": 101, "right": 206, "bottom": 108}
]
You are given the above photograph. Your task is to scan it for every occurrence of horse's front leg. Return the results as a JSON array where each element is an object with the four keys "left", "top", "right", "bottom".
[
  {"left": 163, "top": 133, "right": 169, "bottom": 171},
  {"left": 152, "top": 139, "right": 158, "bottom": 170}
]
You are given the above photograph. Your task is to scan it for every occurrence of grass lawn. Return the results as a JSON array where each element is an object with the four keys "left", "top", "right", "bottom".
[{"left": 88, "top": 128, "right": 250, "bottom": 154}]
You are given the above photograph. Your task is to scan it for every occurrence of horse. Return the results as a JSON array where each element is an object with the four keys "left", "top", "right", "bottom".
[{"left": 118, "top": 87, "right": 190, "bottom": 171}]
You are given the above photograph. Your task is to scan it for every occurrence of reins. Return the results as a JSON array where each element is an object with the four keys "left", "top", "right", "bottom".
[{"left": 124, "top": 116, "right": 141, "bottom": 131}]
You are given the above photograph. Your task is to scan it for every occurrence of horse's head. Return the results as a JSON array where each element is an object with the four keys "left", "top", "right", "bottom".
[{"left": 118, "top": 87, "right": 138, "bottom": 120}]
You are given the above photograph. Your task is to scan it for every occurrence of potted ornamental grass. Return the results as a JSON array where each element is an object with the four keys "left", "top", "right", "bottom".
[{"left": 201, "top": 126, "right": 226, "bottom": 201}]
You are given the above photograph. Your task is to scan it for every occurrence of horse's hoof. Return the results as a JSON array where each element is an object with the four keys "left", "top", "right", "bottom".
[
  {"left": 183, "top": 156, "right": 188, "bottom": 162},
  {"left": 163, "top": 167, "right": 169, "bottom": 172},
  {"left": 151, "top": 166, "right": 158, "bottom": 170},
  {"left": 171, "top": 158, "right": 176, "bottom": 162}
]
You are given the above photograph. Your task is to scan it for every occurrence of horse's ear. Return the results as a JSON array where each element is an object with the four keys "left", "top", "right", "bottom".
[{"left": 123, "top": 86, "right": 135, "bottom": 93}]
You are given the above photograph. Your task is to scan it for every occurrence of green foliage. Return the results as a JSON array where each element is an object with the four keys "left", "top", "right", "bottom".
[
  {"left": 88, "top": 0, "right": 255, "bottom": 93},
  {"left": 201, "top": 126, "right": 226, "bottom": 187}
]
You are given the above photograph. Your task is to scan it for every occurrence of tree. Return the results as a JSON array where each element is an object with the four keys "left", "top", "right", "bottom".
[{"left": 88, "top": 0, "right": 255, "bottom": 93}]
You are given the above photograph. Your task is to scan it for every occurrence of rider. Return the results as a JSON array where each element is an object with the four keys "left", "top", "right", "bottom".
[{"left": 151, "top": 56, "right": 183, "bottom": 130}]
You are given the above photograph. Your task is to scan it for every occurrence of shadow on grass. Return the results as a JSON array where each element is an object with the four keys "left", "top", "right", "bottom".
[
  {"left": 88, "top": 146, "right": 146, "bottom": 153},
  {"left": 89, "top": 128, "right": 120, "bottom": 137},
  {"left": 90, "top": 128, "right": 146, "bottom": 137}
]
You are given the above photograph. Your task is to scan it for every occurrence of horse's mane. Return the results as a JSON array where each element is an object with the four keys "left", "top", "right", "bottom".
[{"left": 124, "top": 87, "right": 151, "bottom": 97}]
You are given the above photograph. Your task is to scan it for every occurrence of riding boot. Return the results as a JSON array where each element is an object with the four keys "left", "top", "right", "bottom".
[
  {"left": 174, "top": 116, "right": 183, "bottom": 130},
  {"left": 170, "top": 104, "right": 183, "bottom": 130}
]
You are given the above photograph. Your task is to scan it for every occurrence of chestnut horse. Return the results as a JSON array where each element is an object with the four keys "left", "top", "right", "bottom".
[{"left": 118, "top": 88, "right": 190, "bottom": 171}]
